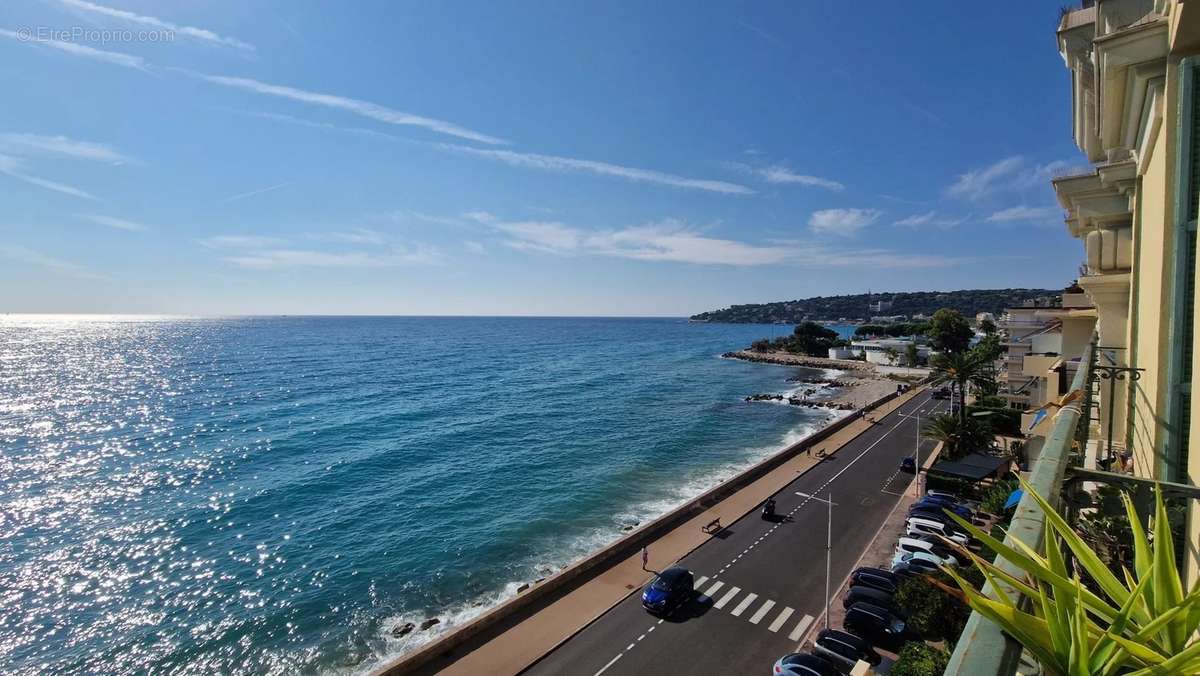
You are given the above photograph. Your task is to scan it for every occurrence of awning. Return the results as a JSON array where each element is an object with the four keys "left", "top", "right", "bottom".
[
  {"left": 927, "top": 453, "right": 1009, "bottom": 482},
  {"left": 1004, "top": 488, "right": 1024, "bottom": 510}
]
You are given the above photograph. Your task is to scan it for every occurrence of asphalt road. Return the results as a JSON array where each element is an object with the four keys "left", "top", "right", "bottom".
[{"left": 524, "top": 390, "right": 947, "bottom": 676}]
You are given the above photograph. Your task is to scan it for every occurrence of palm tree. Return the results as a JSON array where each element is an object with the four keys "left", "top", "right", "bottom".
[
  {"left": 922, "top": 413, "right": 992, "bottom": 459},
  {"left": 931, "top": 350, "right": 995, "bottom": 422}
]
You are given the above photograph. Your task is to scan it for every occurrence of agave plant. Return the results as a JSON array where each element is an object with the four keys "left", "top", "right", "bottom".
[{"left": 942, "top": 476, "right": 1200, "bottom": 675}]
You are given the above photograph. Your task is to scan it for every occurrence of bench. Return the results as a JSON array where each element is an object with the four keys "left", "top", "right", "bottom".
[{"left": 701, "top": 517, "right": 722, "bottom": 534}]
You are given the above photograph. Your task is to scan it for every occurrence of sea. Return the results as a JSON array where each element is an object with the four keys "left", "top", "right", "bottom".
[{"left": 0, "top": 316, "right": 857, "bottom": 675}]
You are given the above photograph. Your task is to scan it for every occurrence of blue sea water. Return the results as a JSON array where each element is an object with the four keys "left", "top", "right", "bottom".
[{"left": 0, "top": 316, "right": 848, "bottom": 675}]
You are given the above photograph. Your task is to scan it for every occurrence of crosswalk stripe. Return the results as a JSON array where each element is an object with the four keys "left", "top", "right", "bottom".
[
  {"left": 730, "top": 592, "right": 758, "bottom": 617},
  {"left": 768, "top": 607, "right": 794, "bottom": 633},
  {"left": 749, "top": 599, "right": 776, "bottom": 624},
  {"left": 714, "top": 586, "right": 741, "bottom": 610},
  {"left": 694, "top": 575, "right": 709, "bottom": 589},
  {"left": 789, "top": 614, "right": 814, "bottom": 641},
  {"left": 703, "top": 581, "right": 724, "bottom": 597}
]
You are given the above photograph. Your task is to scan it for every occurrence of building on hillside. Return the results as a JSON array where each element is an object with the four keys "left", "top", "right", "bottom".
[{"left": 868, "top": 299, "right": 893, "bottom": 313}]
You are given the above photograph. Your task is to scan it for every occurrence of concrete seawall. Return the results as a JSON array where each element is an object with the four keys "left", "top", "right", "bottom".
[{"left": 375, "top": 384, "right": 921, "bottom": 675}]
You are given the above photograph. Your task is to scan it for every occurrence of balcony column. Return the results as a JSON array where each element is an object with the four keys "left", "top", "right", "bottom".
[{"left": 1078, "top": 272, "right": 1132, "bottom": 467}]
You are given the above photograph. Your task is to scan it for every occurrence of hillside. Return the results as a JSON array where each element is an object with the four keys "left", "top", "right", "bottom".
[{"left": 690, "top": 288, "right": 1061, "bottom": 324}]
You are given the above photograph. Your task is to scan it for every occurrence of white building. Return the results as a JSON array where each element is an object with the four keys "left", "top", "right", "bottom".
[{"left": 850, "top": 338, "right": 930, "bottom": 366}]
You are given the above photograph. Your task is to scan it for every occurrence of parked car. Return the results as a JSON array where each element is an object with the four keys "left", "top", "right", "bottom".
[
  {"left": 891, "top": 551, "right": 951, "bottom": 576},
  {"left": 843, "top": 602, "right": 910, "bottom": 652},
  {"left": 813, "top": 629, "right": 881, "bottom": 667},
  {"left": 931, "top": 386, "right": 951, "bottom": 400},
  {"left": 906, "top": 506, "right": 957, "bottom": 526},
  {"left": 849, "top": 567, "right": 900, "bottom": 595},
  {"left": 842, "top": 585, "right": 903, "bottom": 615},
  {"left": 772, "top": 652, "right": 842, "bottom": 676},
  {"left": 641, "top": 566, "right": 693, "bottom": 615},
  {"left": 906, "top": 516, "right": 971, "bottom": 546},
  {"left": 912, "top": 496, "right": 973, "bottom": 519},
  {"left": 899, "top": 456, "right": 917, "bottom": 473},
  {"left": 896, "top": 535, "right": 969, "bottom": 565}
]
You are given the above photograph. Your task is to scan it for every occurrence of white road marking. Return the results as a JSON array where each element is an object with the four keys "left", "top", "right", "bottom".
[
  {"left": 730, "top": 592, "right": 758, "bottom": 617},
  {"left": 704, "top": 580, "right": 724, "bottom": 597},
  {"left": 768, "top": 606, "right": 795, "bottom": 633},
  {"left": 714, "top": 586, "right": 741, "bottom": 610},
  {"left": 625, "top": 643, "right": 634, "bottom": 651},
  {"left": 748, "top": 599, "right": 776, "bottom": 624},
  {"left": 694, "top": 575, "right": 709, "bottom": 588},
  {"left": 637, "top": 633, "right": 646, "bottom": 641},
  {"left": 789, "top": 614, "right": 814, "bottom": 641},
  {"left": 595, "top": 653, "right": 622, "bottom": 676}
]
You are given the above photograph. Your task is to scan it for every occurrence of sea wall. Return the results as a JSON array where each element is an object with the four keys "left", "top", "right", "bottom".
[
  {"left": 375, "top": 384, "right": 923, "bottom": 675},
  {"left": 722, "top": 350, "right": 870, "bottom": 370}
]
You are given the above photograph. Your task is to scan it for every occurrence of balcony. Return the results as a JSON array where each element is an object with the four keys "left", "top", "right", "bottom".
[{"left": 944, "top": 338, "right": 1200, "bottom": 674}]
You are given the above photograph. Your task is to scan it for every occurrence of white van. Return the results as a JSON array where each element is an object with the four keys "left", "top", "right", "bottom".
[{"left": 906, "top": 516, "right": 971, "bottom": 546}]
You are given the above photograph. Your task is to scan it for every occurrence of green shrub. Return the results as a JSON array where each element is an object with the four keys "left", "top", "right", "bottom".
[
  {"left": 894, "top": 572, "right": 970, "bottom": 641},
  {"left": 890, "top": 642, "right": 949, "bottom": 676}
]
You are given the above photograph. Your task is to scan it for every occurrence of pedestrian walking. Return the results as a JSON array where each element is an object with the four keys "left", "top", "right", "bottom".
[{"left": 641, "top": 546, "right": 649, "bottom": 570}]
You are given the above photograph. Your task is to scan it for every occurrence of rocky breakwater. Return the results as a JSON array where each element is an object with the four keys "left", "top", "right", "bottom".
[{"left": 744, "top": 392, "right": 857, "bottom": 411}]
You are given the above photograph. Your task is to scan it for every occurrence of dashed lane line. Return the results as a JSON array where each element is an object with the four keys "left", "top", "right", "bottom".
[{"left": 595, "top": 653, "right": 621, "bottom": 676}]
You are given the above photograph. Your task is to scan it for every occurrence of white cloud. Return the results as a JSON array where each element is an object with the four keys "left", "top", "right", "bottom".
[
  {"left": 464, "top": 240, "right": 486, "bottom": 254},
  {"left": 198, "top": 74, "right": 507, "bottom": 145},
  {"left": 1013, "top": 160, "right": 1089, "bottom": 188},
  {"left": 305, "top": 228, "right": 386, "bottom": 245},
  {"left": 57, "top": 0, "right": 255, "bottom": 51},
  {"left": 224, "top": 246, "right": 439, "bottom": 269},
  {"left": 0, "top": 154, "right": 97, "bottom": 200},
  {"left": 219, "top": 182, "right": 291, "bottom": 204},
  {"left": 0, "top": 244, "right": 103, "bottom": 278},
  {"left": 0, "top": 133, "right": 132, "bottom": 164},
  {"left": 986, "top": 205, "right": 1062, "bottom": 223},
  {"left": 444, "top": 145, "right": 753, "bottom": 194},
  {"left": 722, "top": 161, "right": 843, "bottom": 191},
  {"left": 893, "top": 210, "right": 969, "bottom": 229},
  {"left": 945, "top": 156, "right": 1023, "bottom": 200},
  {"left": 758, "top": 165, "right": 844, "bottom": 191},
  {"left": 808, "top": 208, "right": 882, "bottom": 236},
  {"left": 199, "top": 235, "right": 286, "bottom": 248},
  {"left": 79, "top": 213, "right": 147, "bottom": 231},
  {"left": 0, "top": 28, "right": 147, "bottom": 70}
]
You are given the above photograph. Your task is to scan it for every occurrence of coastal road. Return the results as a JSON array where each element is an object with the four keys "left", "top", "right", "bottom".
[{"left": 523, "top": 390, "right": 947, "bottom": 676}]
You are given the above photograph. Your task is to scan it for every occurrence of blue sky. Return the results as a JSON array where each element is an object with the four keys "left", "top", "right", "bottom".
[{"left": 0, "top": 1, "right": 1086, "bottom": 316}]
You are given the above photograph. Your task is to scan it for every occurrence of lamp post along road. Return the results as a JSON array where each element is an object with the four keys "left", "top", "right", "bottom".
[{"left": 796, "top": 490, "right": 836, "bottom": 629}]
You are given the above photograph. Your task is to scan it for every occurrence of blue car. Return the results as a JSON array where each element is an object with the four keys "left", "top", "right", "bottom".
[
  {"left": 641, "top": 566, "right": 693, "bottom": 615},
  {"left": 912, "top": 497, "right": 972, "bottom": 519}
]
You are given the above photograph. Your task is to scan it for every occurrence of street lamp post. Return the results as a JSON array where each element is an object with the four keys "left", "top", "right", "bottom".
[{"left": 796, "top": 490, "right": 836, "bottom": 630}]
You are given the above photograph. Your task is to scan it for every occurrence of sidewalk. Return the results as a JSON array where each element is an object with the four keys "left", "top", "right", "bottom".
[{"left": 386, "top": 387, "right": 926, "bottom": 676}]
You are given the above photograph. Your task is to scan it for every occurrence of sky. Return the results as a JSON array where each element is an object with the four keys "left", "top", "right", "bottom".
[{"left": 0, "top": 1, "right": 1089, "bottom": 316}]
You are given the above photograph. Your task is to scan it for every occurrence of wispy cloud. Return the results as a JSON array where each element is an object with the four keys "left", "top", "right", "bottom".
[
  {"left": 444, "top": 145, "right": 753, "bottom": 195},
  {"left": 986, "top": 205, "right": 1062, "bottom": 223},
  {"left": 0, "top": 28, "right": 147, "bottom": 70},
  {"left": 57, "top": 0, "right": 254, "bottom": 51},
  {"left": 893, "top": 210, "right": 969, "bottom": 229},
  {"left": 0, "top": 154, "right": 97, "bottom": 200},
  {"left": 226, "top": 109, "right": 401, "bottom": 142},
  {"left": 305, "top": 228, "right": 386, "bottom": 245},
  {"left": 78, "top": 213, "right": 147, "bottom": 231},
  {"left": 723, "top": 161, "right": 844, "bottom": 191},
  {"left": 199, "top": 231, "right": 438, "bottom": 269},
  {"left": 219, "top": 182, "right": 291, "bottom": 204},
  {"left": 199, "top": 235, "right": 286, "bottom": 248},
  {"left": 1013, "top": 160, "right": 1089, "bottom": 188},
  {"left": 0, "top": 133, "right": 132, "bottom": 164},
  {"left": 808, "top": 208, "right": 882, "bottom": 236},
  {"left": 489, "top": 217, "right": 786, "bottom": 265},
  {"left": 197, "top": 74, "right": 507, "bottom": 145},
  {"left": 482, "top": 212, "right": 963, "bottom": 269},
  {"left": 945, "top": 156, "right": 1024, "bottom": 200},
  {"left": 0, "top": 244, "right": 103, "bottom": 279}
]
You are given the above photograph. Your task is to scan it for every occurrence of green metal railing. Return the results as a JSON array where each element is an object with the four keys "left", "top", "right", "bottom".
[{"left": 943, "top": 340, "right": 1096, "bottom": 675}]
